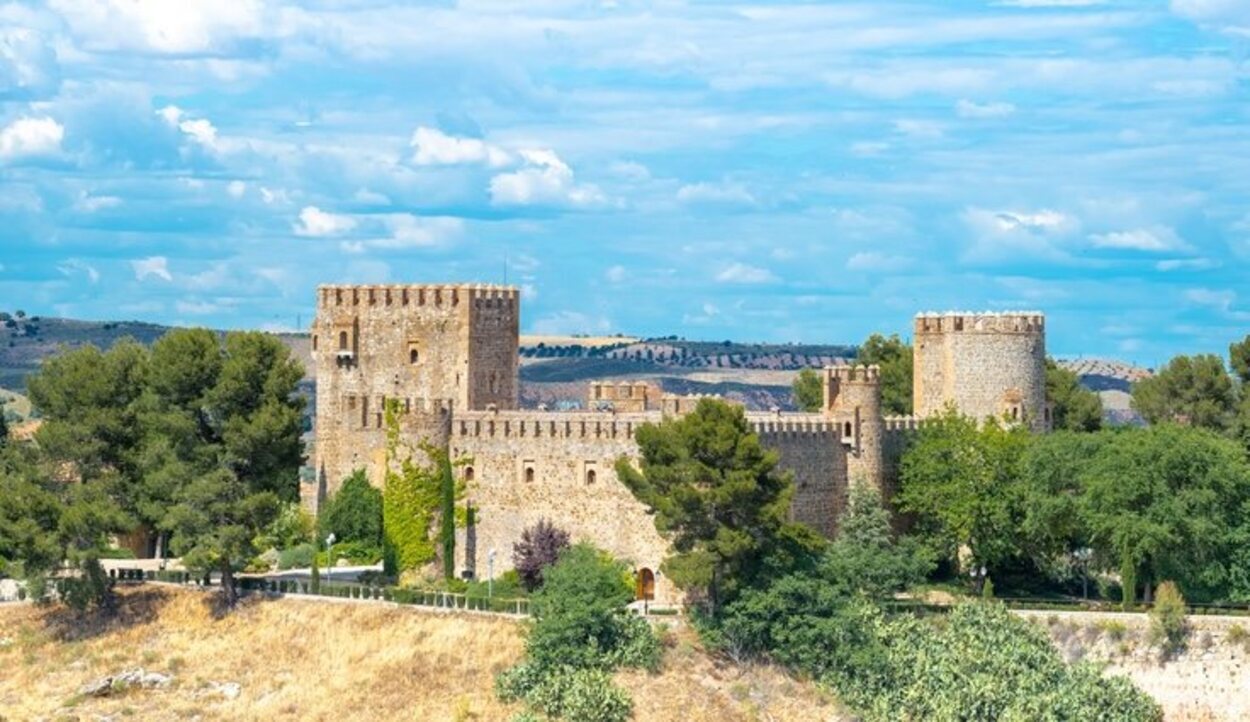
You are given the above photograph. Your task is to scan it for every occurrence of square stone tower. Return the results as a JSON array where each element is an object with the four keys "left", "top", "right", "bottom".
[{"left": 307, "top": 283, "right": 519, "bottom": 511}]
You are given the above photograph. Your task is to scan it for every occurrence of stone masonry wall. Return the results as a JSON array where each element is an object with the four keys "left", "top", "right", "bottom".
[
  {"left": 913, "top": 313, "right": 1047, "bottom": 431},
  {"left": 449, "top": 409, "right": 851, "bottom": 604},
  {"left": 308, "top": 284, "right": 517, "bottom": 512}
]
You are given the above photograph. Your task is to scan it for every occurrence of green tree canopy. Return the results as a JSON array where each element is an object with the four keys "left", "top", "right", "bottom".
[
  {"left": 146, "top": 329, "right": 306, "bottom": 605},
  {"left": 615, "top": 398, "right": 822, "bottom": 614},
  {"left": 856, "top": 333, "right": 913, "bottom": 415},
  {"left": 321, "top": 469, "right": 383, "bottom": 550},
  {"left": 1131, "top": 354, "right": 1237, "bottom": 432},
  {"left": 1078, "top": 424, "right": 1250, "bottom": 604},
  {"left": 791, "top": 368, "right": 822, "bottom": 412},
  {"left": 896, "top": 408, "right": 1031, "bottom": 577},
  {"left": 1045, "top": 359, "right": 1103, "bottom": 432}
]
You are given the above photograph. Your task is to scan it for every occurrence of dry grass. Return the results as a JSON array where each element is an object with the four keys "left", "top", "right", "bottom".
[{"left": 0, "top": 587, "right": 841, "bottom": 722}]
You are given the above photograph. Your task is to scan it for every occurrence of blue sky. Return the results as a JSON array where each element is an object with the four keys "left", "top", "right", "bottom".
[{"left": 1, "top": 1, "right": 1248, "bottom": 364}]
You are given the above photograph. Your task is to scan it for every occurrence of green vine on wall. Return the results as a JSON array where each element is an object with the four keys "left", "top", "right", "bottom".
[{"left": 381, "top": 399, "right": 471, "bottom": 580}]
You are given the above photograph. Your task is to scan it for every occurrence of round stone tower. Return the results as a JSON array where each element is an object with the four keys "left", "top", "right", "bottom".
[
  {"left": 822, "top": 364, "right": 885, "bottom": 492},
  {"left": 913, "top": 312, "right": 1048, "bottom": 431}
]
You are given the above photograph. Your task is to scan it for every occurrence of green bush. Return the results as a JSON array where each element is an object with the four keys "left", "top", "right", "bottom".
[
  {"left": 495, "top": 544, "right": 659, "bottom": 720},
  {"left": 320, "top": 540, "right": 382, "bottom": 566},
  {"left": 321, "top": 469, "right": 383, "bottom": 549},
  {"left": 277, "top": 543, "right": 315, "bottom": 570},
  {"left": 497, "top": 664, "right": 631, "bottom": 722},
  {"left": 1149, "top": 581, "right": 1188, "bottom": 658},
  {"left": 98, "top": 546, "right": 137, "bottom": 560},
  {"left": 259, "top": 502, "right": 314, "bottom": 551}
]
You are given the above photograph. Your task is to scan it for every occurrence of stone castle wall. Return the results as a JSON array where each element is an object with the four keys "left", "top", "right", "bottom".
[
  {"left": 308, "top": 283, "right": 1050, "bottom": 603},
  {"left": 913, "top": 312, "right": 1047, "bottom": 431},
  {"left": 308, "top": 284, "right": 518, "bottom": 512},
  {"left": 447, "top": 409, "right": 850, "bottom": 604}
]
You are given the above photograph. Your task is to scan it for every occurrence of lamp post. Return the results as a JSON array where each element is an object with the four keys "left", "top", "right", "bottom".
[
  {"left": 326, "top": 532, "right": 336, "bottom": 583},
  {"left": 488, "top": 548, "right": 497, "bottom": 599}
]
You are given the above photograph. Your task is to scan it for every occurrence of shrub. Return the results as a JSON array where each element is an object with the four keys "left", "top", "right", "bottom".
[
  {"left": 498, "top": 664, "right": 631, "bottom": 722},
  {"left": 513, "top": 519, "right": 571, "bottom": 591},
  {"left": 322, "top": 469, "right": 383, "bottom": 549},
  {"left": 1227, "top": 624, "right": 1249, "bottom": 651},
  {"left": 1149, "top": 581, "right": 1188, "bottom": 658},
  {"left": 260, "top": 502, "right": 315, "bottom": 551},
  {"left": 277, "top": 543, "right": 315, "bottom": 570},
  {"left": 321, "top": 540, "right": 383, "bottom": 566}
]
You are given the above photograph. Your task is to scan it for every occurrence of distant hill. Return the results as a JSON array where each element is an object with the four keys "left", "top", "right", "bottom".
[{"left": 1, "top": 316, "right": 1148, "bottom": 418}]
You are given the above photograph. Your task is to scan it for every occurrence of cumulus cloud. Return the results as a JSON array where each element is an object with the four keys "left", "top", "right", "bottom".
[
  {"left": 226, "top": 180, "right": 246, "bottom": 198},
  {"left": 956, "top": 99, "right": 1017, "bottom": 118},
  {"left": 294, "top": 206, "right": 357, "bottom": 237},
  {"left": 157, "top": 105, "right": 222, "bottom": 150},
  {"left": 410, "top": 126, "right": 511, "bottom": 167},
  {"left": 962, "top": 207, "right": 1080, "bottom": 262},
  {"left": 47, "top": 0, "right": 267, "bottom": 55},
  {"left": 0, "top": 116, "right": 64, "bottom": 160},
  {"left": 57, "top": 258, "right": 100, "bottom": 284},
  {"left": 1089, "top": 226, "right": 1190, "bottom": 252},
  {"left": 605, "top": 265, "right": 627, "bottom": 283},
  {"left": 715, "top": 262, "right": 777, "bottom": 284},
  {"left": 846, "top": 252, "right": 912, "bottom": 272},
  {"left": 340, "top": 214, "right": 464, "bottom": 252},
  {"left": 490, "top": 149, "right": 605, "bottom": 207},
  {"left": 676, "top": 181, "right": 756, "bottom": 206},
  {"left": 131, "top": 256, "right": 172, "bottom": 282}
]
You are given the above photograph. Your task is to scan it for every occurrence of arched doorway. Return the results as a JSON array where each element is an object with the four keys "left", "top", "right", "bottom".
[{"left": 636, "top": 568, "right": 655, "bottom": 602}]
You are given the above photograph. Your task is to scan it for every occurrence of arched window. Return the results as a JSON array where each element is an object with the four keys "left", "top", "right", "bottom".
[
  {"left": 586, "top": 469, "right": 596, "bottom": 485},
  {"left": 524, "top": 467, "right": 535, "bottom": 483},
  {"left": 338, "top": 331, "right": 348, "bottom": 350},
  {"left": 312, "top": 335, "right": 318, "bottom": 351},
  {"left": 409, "top": 348, "right": 419, "bottom": 364},
  {"left": 464, "top": 466, "right": 474, "bottom": 482},
  {"left": 844, "top": 421, "right": 853, "bottom": 437}
]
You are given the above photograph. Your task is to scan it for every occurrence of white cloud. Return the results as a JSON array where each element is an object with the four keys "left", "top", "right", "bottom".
[
  {"left": 846, "top": 252, "right": 912, "bottom": 272},
  {"left": 490, "top": 149, "right": 605, "bottom": 207},
  {"left": 715, "top": 262, "right": 777, "bottom": 284},
  {"left": 57, "top": 258, "right": 99, "bottom": 284},
  {"left": 48, "top": 0, "right": 267, "bottom": 54},
  {"left": 956, "top": 99, "right": 1017, "bottom": 118},
  {"left": 72, "top": 192, "right": 121, "bottom": 213},
  {"left": 410, "top": 126, "right": 511, "bottom": 167},
  {"left": 260, "top": 187, "right": 289, "bottom": 205},
  {"left": 157, "top": 105, "right": 221, "bottom": 150},
  {"left": 962, "top": 207, "right": 1080, "bottom": 262},
  {"left": 131, "top": 256, "right": 172, "bottom": 282},
  {"left": 1156, "top": 257, "right": 1217, "bottom": 271},
  {"left": 605, "top": 265, "right": 627, "bottom": 283},
  {"left": 294, "top": 206, "right": 357, "bottom": 237},
  {"left": 345, "top": 215, "right": 463, "bottom": 251},
  {"left": 226, "top": 180, "right": 246, "bottom": 199},
  {"left": 521, "top": 283, "right": 538, "bottom": 301},
  {"left": 1171, "top": 0, "right": 1250, "bottom": 35},
  {"left": 676, "top": 181, "right": 756, "bottom": 206},
  {"left": 0, "top": 116, "right": 64, "bottom": 160},
  {"left": 1089, "top": 227, "right": 1190, "bottom": 252},
  {"left": 353, "top": 188, "right": 390, "bottom": 205},
  {"left": 609, "top": 161, "right": 651, "bottom": 181},
  {"left": 1182, "top": 288, "right": 1248, "bottom": 319}
]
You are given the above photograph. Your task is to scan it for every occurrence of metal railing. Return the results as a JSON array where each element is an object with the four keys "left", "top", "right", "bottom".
[{"left": 106, "top": 568, "right": 531, "bottom": 616}]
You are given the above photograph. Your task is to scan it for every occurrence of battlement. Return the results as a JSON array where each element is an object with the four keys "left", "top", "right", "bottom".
[
  {"left": 914, "top": 312, "right": 1044, "bottom": 335},
  {"left": 316, "top": 283, "right": 520, "bottom": 309},
  {"left": 883, "top": 415, "right": 924, "bottom": 432},
  {"left": 825, "top": 364, "right": 880, "bottom": 384},
  {"left": 453, "top": 410, "right": 657, "bottom": 441},
  {"left": 746, "top": 413, "right": 841, "bottom": 437},
  {"left": 660, "top": 393, "right": 739, "bottom": 416},
  {"left": 588, "top": 381, "right": 653, "bottom": 412}
]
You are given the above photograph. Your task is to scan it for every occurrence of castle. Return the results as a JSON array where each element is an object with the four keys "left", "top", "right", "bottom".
[{"left": 307, "top": 283, "right": 1047, "bottom": 603}]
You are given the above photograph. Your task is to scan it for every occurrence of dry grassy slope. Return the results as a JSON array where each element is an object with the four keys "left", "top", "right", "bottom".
[{"left": 0, "top": 587, "right": 843, "bottom": 722}]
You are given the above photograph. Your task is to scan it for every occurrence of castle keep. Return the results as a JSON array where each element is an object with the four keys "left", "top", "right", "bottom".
[{"left": 309, "top": 284, "right": 1046, "bottom": 603}]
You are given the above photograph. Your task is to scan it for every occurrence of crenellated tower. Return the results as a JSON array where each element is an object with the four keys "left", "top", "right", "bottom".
[
  {"left": 821, "top": 364, "right": 885, "bottom": 493},
  {"left": 307, "top": 283, "right": 519, "bottom": 512},
  {"left": 913, "top": 312, "right": 1048, "bottom": 431}
]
